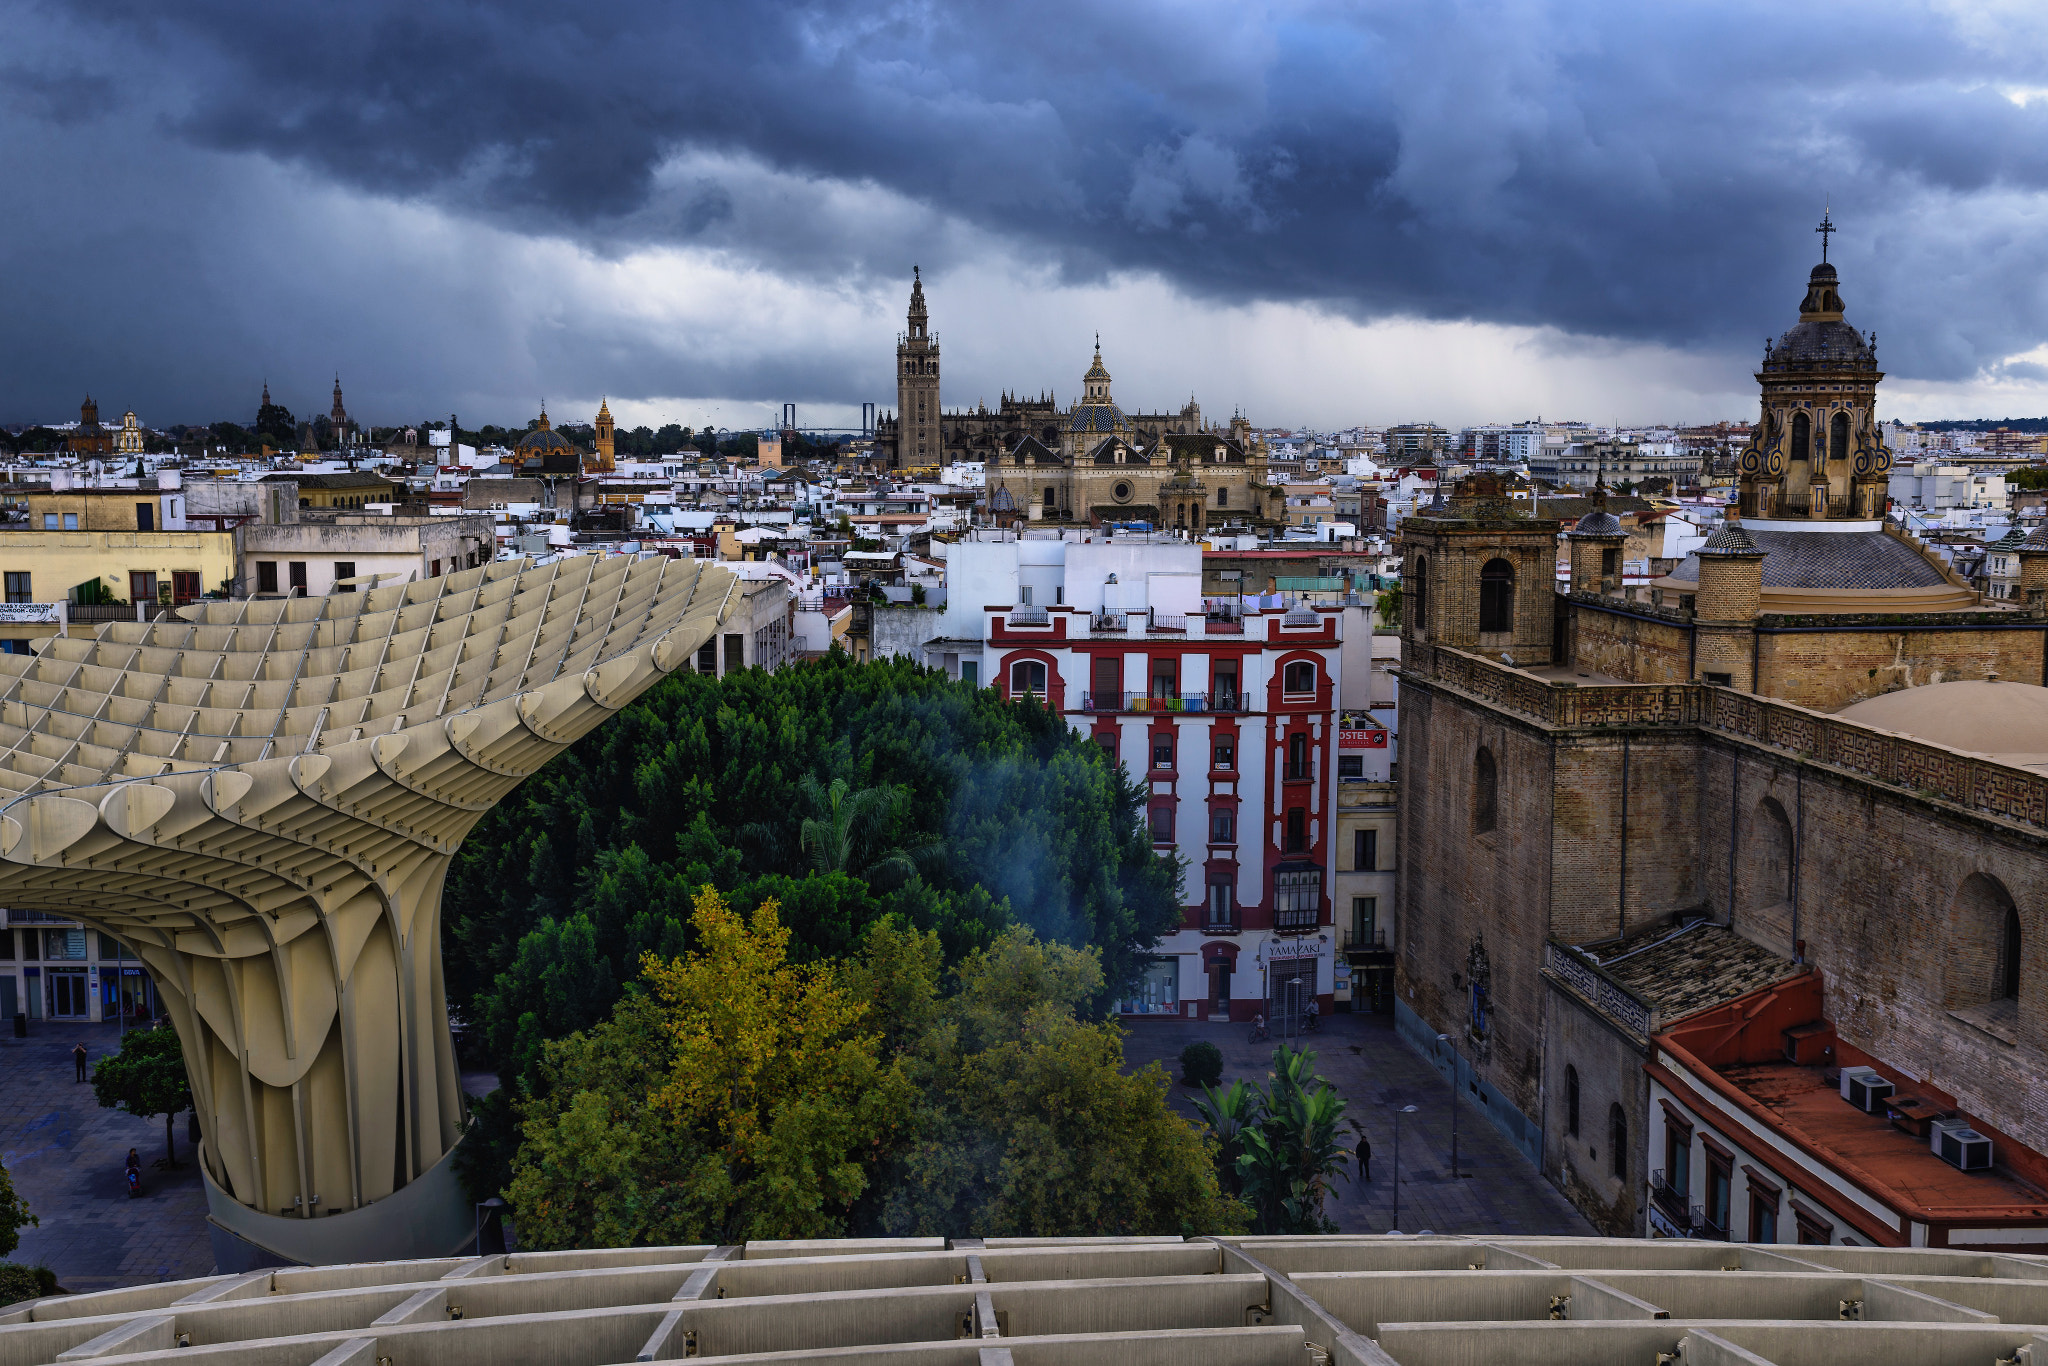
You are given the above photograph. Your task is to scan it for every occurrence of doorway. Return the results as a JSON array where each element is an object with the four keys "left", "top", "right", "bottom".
[
  {"left": 1208, "top": 961, "right": 1232, "bottom": 1017},
  {"left": 48, "top": 969, "right": 90, "bottom": 1019}
]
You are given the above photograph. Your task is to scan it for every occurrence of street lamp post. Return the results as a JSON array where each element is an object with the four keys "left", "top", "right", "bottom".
[
  {"left": 1437, "top": 1032, "right": 1460, "bottom": 1181},
  {"left": 1392, "top": 1103, "right": 1418, "bottom": 1233}
]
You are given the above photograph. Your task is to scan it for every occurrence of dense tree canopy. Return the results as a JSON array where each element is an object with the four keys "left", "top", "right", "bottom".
[
  {"left": 445, "top": 655, "right": 1181, "bottom": 1094},
  {"left": 505, "top": 890, "right": 1240, "bottom": 1246}
]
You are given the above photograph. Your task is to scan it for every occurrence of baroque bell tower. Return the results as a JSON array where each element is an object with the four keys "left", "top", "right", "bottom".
[
  {"left": 1736, "top": 212, "right": 1892, "bottom": 521},
  {"left": 895, "top": 267, "right": 940, "bottom": 470}
]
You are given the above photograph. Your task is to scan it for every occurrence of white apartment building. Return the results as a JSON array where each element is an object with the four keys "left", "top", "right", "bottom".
[{"left": 927, "top": 530, "right": 1344, "bottom": 1025}]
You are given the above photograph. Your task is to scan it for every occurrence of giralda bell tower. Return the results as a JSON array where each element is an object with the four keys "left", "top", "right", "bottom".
[{"left": 896, "top": 267, "right": 940, "bottom": 470}]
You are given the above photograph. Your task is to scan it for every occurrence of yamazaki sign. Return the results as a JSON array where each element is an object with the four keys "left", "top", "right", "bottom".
[{"left": 1339, "top": 728, "right": 1388, "bottom": 749}]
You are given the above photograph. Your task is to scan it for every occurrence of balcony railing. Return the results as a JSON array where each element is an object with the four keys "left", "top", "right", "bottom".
[
  {"left": 1077, "top": 691, "right": 1248, "bottom": 714},
  {"left": 1147, "top": 613, "right": 1188, "bottom": 632},
  {"left": 1341, "top": 928, "right": 1387, "bottom": 951},
  {"left": 1273, "top": 906, "right": 1319, "bottom": 934},
  {"left": 1649, "top": 1170, "right": 1694, "bottom": 1226},
  {"left": 1008, "top": 606, "right": 1050, "bottom": 626},
  {"left": 1202, "top": 914, "right": 1240, "bottom": 935},
  {"left": 1284, "top": 761, "right": 1312, "bottom": 781}
]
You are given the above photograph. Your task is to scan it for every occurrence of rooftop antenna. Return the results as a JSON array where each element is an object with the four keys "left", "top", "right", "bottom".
[{"left": 1816, "top": 199, "right": 1835, "bottom": 264}]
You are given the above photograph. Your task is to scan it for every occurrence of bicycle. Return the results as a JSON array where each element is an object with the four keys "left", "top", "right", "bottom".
[{"left": 1247, "top": 1014, "right": 1269, "bottom": 1044}]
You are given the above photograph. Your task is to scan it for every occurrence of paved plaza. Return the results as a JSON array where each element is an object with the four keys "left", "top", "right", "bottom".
[
  {"left": 1, "top": 1022, "right": 212, "bottom": 1293},
  {"left": 1119, "top": 1007, "right": 1596, "bottom": 1236}
]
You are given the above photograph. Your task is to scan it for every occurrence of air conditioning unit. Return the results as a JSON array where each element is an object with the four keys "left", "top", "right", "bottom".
[
  {"left": 1931, "top": 1119, "right": 1994, "bottom": 1172},
  {"left": 1840, "top": 1066, "right": 1894, "bottom": 1113}
]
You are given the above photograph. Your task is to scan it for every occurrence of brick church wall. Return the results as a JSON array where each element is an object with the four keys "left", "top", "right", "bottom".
[
  {"left": 1406, "top": 649, "right": 2048, "bottom": 1179},
  {"left": 1566, "top": 600, "right": 1694, "bottom": 684},
  {"left": 1395, "top": 685, "right": 1555, "bottom": 1127},
  {"left": 1756, "top": 624, "right": 2047, "bottom": 711}
]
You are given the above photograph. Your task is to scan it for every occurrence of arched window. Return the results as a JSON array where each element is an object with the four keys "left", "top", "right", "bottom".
[
  {"left": 1009, "top": 659, "right": 1047, "bottom": 697},
  {"left": 1474, "top": 747, "right": 1497, "bottom": 835},
  {"left": 1946, "top": 873, "right": 2021, "bottom": 1012},
  {"left": 1830, "top": 411, "right": 1850, "bottom": 465},
  {"left": 1609, "top": 1104, "right": 1627, "bottom": 1179},
  {"left": 1283, "top": 661, "right": 1316, "bottom": 694},
  {"left": 1412, "top": 556, "right": 1428, "bottom": 628},
  {"left": 1565, "top": 1065, "right": 1580, "bottom": 1137},
  {"left": 1479, "top": 558, "right": 1514, "bottom": 633},
  {"left": 1791, "top": 412, "right": 1811, "bottom": 465}
]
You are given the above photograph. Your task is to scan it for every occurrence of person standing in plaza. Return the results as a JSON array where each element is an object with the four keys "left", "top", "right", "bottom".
[
  {"left": 1355, "top": 1132, "right": 1372, "bottom": 1182},
  {"left": 73, "top": 1042, "right": 88, "bottom": 1082}
]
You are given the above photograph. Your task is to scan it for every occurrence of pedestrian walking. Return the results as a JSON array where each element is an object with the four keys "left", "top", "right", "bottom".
[
  {"left": 73, "top": 1042, "right": 88, "bottom": 1082},
  {"left": 1355, "top": 1133, "right": 1372, "bottom": 1182}
]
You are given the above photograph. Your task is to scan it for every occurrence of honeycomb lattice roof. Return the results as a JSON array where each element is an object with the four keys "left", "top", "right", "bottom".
[{"left": 6, "top": 1236, "right": 2048, "bottom": 1365}]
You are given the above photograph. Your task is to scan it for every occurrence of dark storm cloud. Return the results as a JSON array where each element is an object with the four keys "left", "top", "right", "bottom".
[{"left": 9, "top": 0, "right": 2048, "bottom": 419}]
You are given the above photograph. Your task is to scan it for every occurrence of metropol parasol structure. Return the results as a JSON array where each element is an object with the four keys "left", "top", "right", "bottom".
[{"left": 0, "top": 554, "right": 737, "bottom": 1268}]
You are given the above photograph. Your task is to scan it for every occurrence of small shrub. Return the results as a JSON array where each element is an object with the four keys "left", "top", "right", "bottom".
[
  {"left": 1180, "top": 1040, "right": 1224, "bottom": 1088},
  {"left": 0, "top": 1263, "right": 56, "bottom": 1308}
]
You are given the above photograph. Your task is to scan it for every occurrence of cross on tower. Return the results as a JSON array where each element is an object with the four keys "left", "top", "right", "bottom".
[{"left": 1816, "top": 206, "right": 1836, "bottom": 263}]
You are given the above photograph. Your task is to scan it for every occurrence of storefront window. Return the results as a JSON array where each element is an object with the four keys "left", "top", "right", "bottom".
[
  {"left": 1117, "top": 957, "right": 1180, "bottom": 1015},
  {"left": 43, "top": 928, "right": 87, "bottom": 961}
]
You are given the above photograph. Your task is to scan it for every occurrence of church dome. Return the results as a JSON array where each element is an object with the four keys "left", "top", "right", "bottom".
[
  {"left": 1764, "top": 263, "right": 1875, "bottom": 372},
  {"left": 1836, "top": 679, "right": 2048, "bottom": 774},
  {"left": 1067, "top": 340, "right": 1128, "bottom": 435},
  {"left": 517, "top": 427, "right": 574, "bottom": 451}
]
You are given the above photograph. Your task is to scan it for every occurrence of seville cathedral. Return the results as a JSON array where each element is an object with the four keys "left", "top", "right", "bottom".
[
  {"left": 874, "top": 270, "right": 1287, "bottom": 529},
  {"left": 1397, "top": 244, "right": 2048, "bottom": 1244}
]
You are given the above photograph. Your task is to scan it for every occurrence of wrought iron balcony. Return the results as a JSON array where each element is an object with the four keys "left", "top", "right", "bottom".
[
  {"left": 1341, "top": 927, "right": 1387, "bottom": 951},
  {"left": 1649, "top": 1169, "right": 1693, "bottom": 1226}
]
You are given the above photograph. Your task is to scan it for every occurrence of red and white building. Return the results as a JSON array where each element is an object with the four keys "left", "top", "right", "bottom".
[
  {"left": 950, "top": 530, "right": 1342, "bottom": 1022},
  {"left": 1648, "top": 973, "right": 2048, "bottom": 1250}
]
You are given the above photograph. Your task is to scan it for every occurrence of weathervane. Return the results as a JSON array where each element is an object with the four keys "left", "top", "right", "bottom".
[{"left": 1816, "top": 199, "right": 1836, "bottom": 264}]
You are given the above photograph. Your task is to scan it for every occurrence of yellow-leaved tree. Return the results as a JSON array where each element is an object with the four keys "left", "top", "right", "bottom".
[{"left": 508, "top": 888, "right": 914, "bottom": 1248}]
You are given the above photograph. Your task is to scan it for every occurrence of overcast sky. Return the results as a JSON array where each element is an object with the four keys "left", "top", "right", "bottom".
[{"left": 8, "top": 0, "right": 2048, "bottom": 433}]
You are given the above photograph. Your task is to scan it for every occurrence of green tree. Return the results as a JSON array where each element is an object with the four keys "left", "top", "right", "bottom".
[
  {"left": 880, "top": 929, "right": 1247, "bottom": 1238},
  {"left": 2009, "top": 466, "right": 2048, "bottom": 491},
  {"left": 0, "top": 1154, "right": 35, "bottom": 1257},
  {"left": 254, "top": 401, "right": 296, "bottom": 451},
  {"left": 90, "top": 1027, "right": 193, "bottom": 1167},
  {"left": 507, "top": 888, "right": 911, "bottom": 1248},
  {"left": 1213, "top": 1045, "right": 1352, "bottom": 1234},
  {"left": 445, "top": 657, "right": 1179, "bottom": 1091}
]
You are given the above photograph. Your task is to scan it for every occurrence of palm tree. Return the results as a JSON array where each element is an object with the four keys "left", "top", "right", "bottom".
[
  {"left": 1191, "top": 1079, "right": 1262, "bottom": 1198},
  {"left": 796, "top": 776, "right": 944, "bottom": 887},
  {"left": 1210, "top": 1044, "right": 1352, "bottom": 1234}
]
